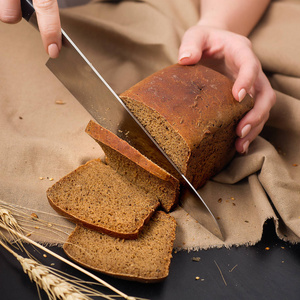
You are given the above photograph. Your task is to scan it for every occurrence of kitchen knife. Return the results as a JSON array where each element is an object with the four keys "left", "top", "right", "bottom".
[{"left": 21, "top": 0, "right": 224, "bottom": 241}]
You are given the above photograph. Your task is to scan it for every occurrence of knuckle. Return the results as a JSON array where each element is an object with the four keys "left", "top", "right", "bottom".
[
  {"left": 0, "top": 9, "right": 21, "bottom": 24},
  {"left": 41, "top": 23, "right": 60, "bottom": 38},
  {"left": 269, "top": 89, "right": 277, "bottom": 106},
  {"left": 255, "top": 112, "right": 264, "bottom": 125},
  {"left": 33, "top": 0, "right": 55, "bottom": 11},
  {"left": 237, "top": 34, "right": 252, "bottom": 48}
]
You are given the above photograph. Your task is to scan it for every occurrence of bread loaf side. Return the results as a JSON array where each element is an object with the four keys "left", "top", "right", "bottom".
[{"left": 120, "top": 64, "right": 254, "bottom": 188}]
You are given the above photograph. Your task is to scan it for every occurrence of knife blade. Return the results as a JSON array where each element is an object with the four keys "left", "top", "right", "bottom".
[{"left": 21, "top": 0, "right": 224, "bottom": 241}]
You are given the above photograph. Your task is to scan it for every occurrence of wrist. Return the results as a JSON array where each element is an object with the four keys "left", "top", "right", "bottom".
[{"left": 197, "top": 17, "right": 230, "bottom": 32}]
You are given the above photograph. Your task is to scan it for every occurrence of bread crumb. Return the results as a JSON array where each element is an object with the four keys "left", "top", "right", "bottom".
[
  {"left": 218, "top": 198, "right": 222, "bottom": 203},
  {"left": 192, "top": 257, "right": 201, "bottom": 262},
  {"left": 31, "top": 213, "right": 38, "bottom": 220},
  {"left": 55, "top": 100, "right": 66, "bottom": 105}
]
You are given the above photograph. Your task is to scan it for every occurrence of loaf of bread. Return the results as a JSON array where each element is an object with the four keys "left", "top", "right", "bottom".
[
  {"left": 47, "top": 159, "right": 160, "bottom": 239},
  {"left": 85, "top": 120, "right": 180, "bottom": 212},
  {"left": 63, "top": 211, "right": 176, "bottom": 283},
  {"left": 120, "top": 63, "right": 254, "bottom": 188}
]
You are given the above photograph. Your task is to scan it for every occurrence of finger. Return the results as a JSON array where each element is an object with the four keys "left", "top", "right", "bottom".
[
  {"left": 32, "top": 0, "right": 61, "bottom": 58},
  {"left": 178, "top": 26, "right": 206, "bottom": 65},
  {"left": 236, "top": 74, "right": 276, "bottom": 137},
  {"left": 0, "top": 0, "right": 22, "bottom": 24},
  {"left": 229, "top": 40, "right": 261, "bottom": 102},
  {"left": 235, "top": 121, "right": 265, "bottom": 154}
]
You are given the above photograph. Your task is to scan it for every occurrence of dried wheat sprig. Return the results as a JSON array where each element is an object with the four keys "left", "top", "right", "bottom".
[{"left": 0, "top": 223, "right": 137, "bottom": 300}]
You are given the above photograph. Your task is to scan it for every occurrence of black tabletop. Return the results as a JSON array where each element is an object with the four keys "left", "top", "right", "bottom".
[{"left": 1, "top": 220, "right": 300, "bottom": 300}]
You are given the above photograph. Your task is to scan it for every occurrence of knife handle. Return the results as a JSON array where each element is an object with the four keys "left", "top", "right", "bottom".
[
  {"left": 21, "top": 0, "right": 34, "bottom": 21},
  {"left": 21, "top": 0, "right": 38, "bottom": 28}
]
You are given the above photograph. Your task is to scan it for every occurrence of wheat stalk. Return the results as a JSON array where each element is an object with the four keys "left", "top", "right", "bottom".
[{"left": 0, "top": 211, "right": 139, "bottom": 300}]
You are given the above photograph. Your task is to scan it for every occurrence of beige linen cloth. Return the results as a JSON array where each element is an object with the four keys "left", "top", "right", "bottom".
[{"left": 0, "top": 0, "right": 299, "bottom": 250}]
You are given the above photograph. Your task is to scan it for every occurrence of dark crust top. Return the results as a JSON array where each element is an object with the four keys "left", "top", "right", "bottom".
[
  {"left": 120, "top": 63, "right": 254, "bottom": 147},
  {"left": 85, "top": 120, "right": 179, "bottom": 187}
]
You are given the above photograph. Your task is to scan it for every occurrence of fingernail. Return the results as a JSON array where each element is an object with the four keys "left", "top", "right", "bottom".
[
  {"left": 242, "top": 140, "right": 250, "bottom": 154},
  {"left": 238, "top": 88, "right": 247, "bottom": 102},
  {"left": 241, "top": 124, "right": 251, "bottom": 138},
  {"left": 179, "top": 52, "right": 192, "bottom": 62},
  {"left": 48, "top": 43, "right": 59, "bottom": 59}
]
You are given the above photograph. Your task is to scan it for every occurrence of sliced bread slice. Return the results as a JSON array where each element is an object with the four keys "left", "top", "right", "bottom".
[
  {"left": 47, "top": 158, "right": 160, "bottom": 239},
  {"left": 63, "top": 211, "right": 176, "bottom": 282},
  {"left": 85, "top": 120, "right": 180, "bottom": 212}
]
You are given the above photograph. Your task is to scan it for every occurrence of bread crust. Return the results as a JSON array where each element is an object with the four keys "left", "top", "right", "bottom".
[{"left": 86, "top": 120, "right": 178, "bottom": 184}]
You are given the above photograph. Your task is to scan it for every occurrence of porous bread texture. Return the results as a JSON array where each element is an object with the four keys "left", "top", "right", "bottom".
[
  {"left": 63, "top": 211, "right": 176, "bottom": 283},
  {"left": 120, "top": 63, "right": 254, "bottom": 188},
  {"left": 47, "top": 159, "right": 160, "bottom": 239},
  {"left": 85, "top": 120, "right": 180, "bottom": 212}
]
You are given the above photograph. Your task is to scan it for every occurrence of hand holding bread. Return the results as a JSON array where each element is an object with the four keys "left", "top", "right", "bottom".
[{"left": 178, "top": 0, "right": 276, "bottom": 154}]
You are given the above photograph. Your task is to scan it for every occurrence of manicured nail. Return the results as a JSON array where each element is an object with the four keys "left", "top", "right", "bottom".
[
  {"left": 48, "top": 43, "right": 59, "bottom": 59},
  {"left": 179, "top": 52, "right": 192, "bottom": 62},
  {"left": 238, "top": 88, "right": 247, "bottom": 102},
  {"left": 241, "top": 124, "right": 251, "bottom": 138},
  {"left": 242, "top": 140, "right": 250, "bottom": 154}
]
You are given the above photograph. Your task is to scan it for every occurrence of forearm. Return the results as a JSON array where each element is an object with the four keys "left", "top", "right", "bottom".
[{"left": 199, "top": 0, "right": 271, "bottom": 36}]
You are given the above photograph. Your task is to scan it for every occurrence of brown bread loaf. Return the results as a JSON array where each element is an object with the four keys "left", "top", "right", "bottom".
[
  {"left": 47, "top": 158, "right": 160, "bottom": 239},
  {"left": 85, "top": 120, "right": 180, "bottom": 212},
  {"left": 63, "top": 211, "right": 176, "bottom": 283},
  {"left": 120, "top": 63, "right": 254, "bottom": 188}
]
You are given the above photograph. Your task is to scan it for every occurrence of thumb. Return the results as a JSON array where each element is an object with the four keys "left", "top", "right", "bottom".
[{"left": 178, "top": 26, "right": 205, "bottom": 65}]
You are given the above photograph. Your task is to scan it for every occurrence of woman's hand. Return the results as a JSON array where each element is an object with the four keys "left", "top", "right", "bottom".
[
  {"left": 0, "top": 0, "right": 61, "bottom": 58},
  {"left": 178, "top": 24, "right": 276, "bottom": 154}
]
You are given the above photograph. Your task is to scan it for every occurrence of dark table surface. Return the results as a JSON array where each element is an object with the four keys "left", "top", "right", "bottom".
[{"left": 1, "top": 220, "right": 300, "bottom": 300}]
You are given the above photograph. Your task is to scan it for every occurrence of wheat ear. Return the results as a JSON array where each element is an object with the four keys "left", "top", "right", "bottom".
[
  {"left": 0, "top": 223, "right": 137, "bottom": 300},
  {"left": 0, "top": 239, "right": 94, "bottom": 300}
]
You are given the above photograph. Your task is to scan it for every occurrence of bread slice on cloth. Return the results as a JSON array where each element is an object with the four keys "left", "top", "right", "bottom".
[
  {"left": 47, "top": 158, "right": 160, "bottom": 239},
  {"left": 120, "top": 63, "right": 254, "bottom": 188},
  {"left": 63, "top": 211, "right": 176, "bottom": 282}
]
